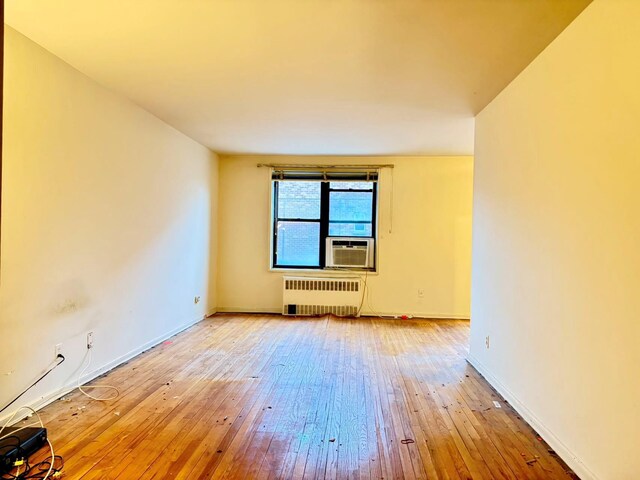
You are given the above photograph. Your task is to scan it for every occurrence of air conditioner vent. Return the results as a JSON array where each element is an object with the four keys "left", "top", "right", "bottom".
[{"left": 333, "top": 248, "right": 367, "bottom": 267}]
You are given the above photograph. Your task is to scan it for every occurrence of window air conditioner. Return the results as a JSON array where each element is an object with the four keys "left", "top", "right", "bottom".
[{"left": 325, "top": 237, "right": 374, "bottom": 269}]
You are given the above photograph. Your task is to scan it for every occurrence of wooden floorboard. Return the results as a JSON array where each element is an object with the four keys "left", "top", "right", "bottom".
[{"left": 17, "top": 314, "right": 578, "bottom": 479}]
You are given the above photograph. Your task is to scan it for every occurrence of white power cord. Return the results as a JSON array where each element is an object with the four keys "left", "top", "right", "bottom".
[
  {"left": 364, "top": 280, "right": 395, "bottom": 319},
  {"left": 349, "top": 270, "right": 395, "bottom": 319},
  {"left": 0, "top": 406, "right": 56, "bottom": 479},
  {"left": 77, "top": 348, "right": 120, "bottom": 401},
  {"left": 0, "top": 347, "right": 119, "bottom": 479},
  {"left": 356, "top": 270, "right": 368, "bottom": 316}
]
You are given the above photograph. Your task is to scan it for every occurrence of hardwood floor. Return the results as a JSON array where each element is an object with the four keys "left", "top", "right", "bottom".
[{"left": 22, "top": 314, "right": 577, "bottom": 479}]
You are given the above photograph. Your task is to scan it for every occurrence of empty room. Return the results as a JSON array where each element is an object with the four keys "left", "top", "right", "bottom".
[{"left": 0, "top": 0, "right": 638, "bottom": 479}]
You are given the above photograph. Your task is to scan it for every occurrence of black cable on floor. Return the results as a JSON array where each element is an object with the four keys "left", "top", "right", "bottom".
[{"left": 0, "top": 356, "right": 65, "bottom": 415}]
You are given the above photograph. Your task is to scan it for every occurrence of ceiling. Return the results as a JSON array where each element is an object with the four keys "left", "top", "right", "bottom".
[{"left": 6, "top": 0, "right": 591, "bottom": 156}]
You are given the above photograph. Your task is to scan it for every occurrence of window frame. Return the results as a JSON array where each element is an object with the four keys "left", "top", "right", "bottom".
[{"left": 271, "top": 180, "right": 377, "bottom": 270}]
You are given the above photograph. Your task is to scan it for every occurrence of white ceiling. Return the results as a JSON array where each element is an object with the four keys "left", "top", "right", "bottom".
[{"left": 6, "top": 0, "right": 591, "bottom": 156}]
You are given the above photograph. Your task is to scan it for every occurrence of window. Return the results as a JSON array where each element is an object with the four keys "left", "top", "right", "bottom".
[
  {"left": 272, "top": 179, "right": 377, "bottom": 269},
  {"left": 274, "top": 181, "right": 322, "bottom": 267},
  {"left": 328, "top": 182, "right": 374, "bottom": 237}
]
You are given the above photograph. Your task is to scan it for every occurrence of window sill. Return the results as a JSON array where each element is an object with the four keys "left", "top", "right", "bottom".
[{"left": 269, "top": 267, "right": 378, "bottom": 276}]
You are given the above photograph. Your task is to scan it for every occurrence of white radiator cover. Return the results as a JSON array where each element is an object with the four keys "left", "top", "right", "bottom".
[{"left": 283, "top": 276, "right": 362, "bottom": 317}]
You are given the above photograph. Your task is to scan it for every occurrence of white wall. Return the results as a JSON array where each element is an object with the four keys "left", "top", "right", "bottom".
[
  {"left": 217, "top": 155, "right": 473, "bottom": 318},
  {"left": 470, "top": 1, "right": 640, "bottom": 479},
  {"left": 0, "top": 28, "right": 218, "bottom": 412}
]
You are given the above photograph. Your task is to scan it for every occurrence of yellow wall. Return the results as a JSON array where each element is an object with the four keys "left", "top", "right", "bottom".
[
  {"left": 0, "top": 28, "right": 218, "bottom": 410},
  {"left": 470, "top": 1, "right": 640, "bottom": 479},
  {"left": 217, "top": 155, "right": 473, "bottom": 318}
]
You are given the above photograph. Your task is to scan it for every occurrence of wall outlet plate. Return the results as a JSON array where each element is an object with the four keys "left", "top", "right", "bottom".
[
  {"left": 55, "top": 343, "right": 63, "bottom": 358},
  {"left": 87, "top": 331, "right": 94, "bottom": 349}
]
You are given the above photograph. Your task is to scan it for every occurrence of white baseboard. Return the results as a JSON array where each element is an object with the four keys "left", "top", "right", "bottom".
[
  {"left": 215, "top": 306, "right": 469, "bottom": 320},
  {"left": 467, "top": 354, "right": 597, "bottom": 480},
  {"left": 368, "top": 312, "right": 470, "bottom": 320},
  {"left": 1, "top": 314, "right": 208, "bottom": 427},
  {"left": 215, "top": 307, "right": 281, "bottom": 314}
]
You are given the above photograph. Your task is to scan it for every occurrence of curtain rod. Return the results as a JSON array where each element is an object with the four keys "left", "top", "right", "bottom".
[{"left": 257, "top": 163, "right": 394, "bottom": 169}]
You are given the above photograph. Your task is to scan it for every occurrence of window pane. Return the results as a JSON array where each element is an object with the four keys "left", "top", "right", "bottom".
[
  {"left": 329, "top": 181, "right": 374, "bottom": 190},
  {"left": 276, "top": 221, "right": 320, "bottom": 266},
  {"left": 329, "top": 191, "right": 373, "bottom": 222},
  {"left": 329, "top": 222, "right": 372, "bottom": 237},
  {"left": 276, "top": 181, "right": 320, "bottom": 219}
]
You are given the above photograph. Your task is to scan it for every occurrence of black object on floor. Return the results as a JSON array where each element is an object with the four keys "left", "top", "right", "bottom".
[{"left": 0, "top": 427, "right": 47, "bottom": 472}]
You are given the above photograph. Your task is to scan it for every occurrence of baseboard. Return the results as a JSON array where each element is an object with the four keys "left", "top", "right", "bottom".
[
  {"left": 361, "top": 312, "right": 470, "bottom": 320},
  {"left": 215, "top": 306, "right": 470, "bottom": 320},
  {"left": 215, "top": 307, "right": 281, "bottom": 314},
  {"left": 467, "top": 354, "right": 598, "bottom": 480},
  {"left": 1, "top": 314, "right": 208, "bottom": 427}
]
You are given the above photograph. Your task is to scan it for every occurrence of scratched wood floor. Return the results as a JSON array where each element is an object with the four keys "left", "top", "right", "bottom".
[{"left": 24, "top": 314, "right": 577, "bottom": 479}]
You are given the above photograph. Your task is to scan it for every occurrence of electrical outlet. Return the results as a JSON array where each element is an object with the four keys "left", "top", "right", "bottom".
[
  {"left": 417, "top": 289, "right": 424, "bottom": 298},
  {"left": 194, "top": 296, "right": 200, "bottom": 304},
  {"left": 55, "top": 343, "right": 64, "bottom": 358},
  {"left": 485, "top": 335, "right": 490, "bottom": 349},
  {"left": 87, "top": 332, "right": 94, "bottom": 349}
]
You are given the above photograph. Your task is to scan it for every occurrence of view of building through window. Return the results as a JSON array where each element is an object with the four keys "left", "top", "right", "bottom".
[{"left": 275, "top": 181, "right": 321, "bottom": 266}]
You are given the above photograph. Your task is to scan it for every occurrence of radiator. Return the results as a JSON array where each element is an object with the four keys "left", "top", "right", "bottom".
[{"left": 282, "top": 276, "right": 362, "bottom": 317}]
